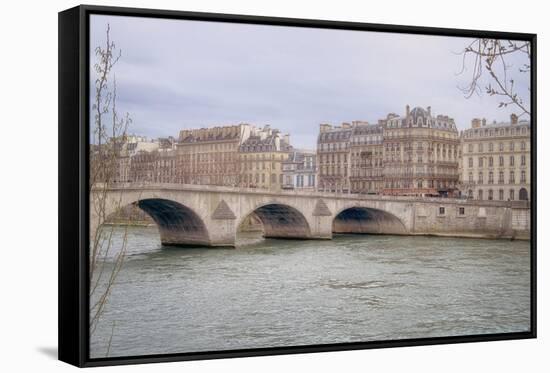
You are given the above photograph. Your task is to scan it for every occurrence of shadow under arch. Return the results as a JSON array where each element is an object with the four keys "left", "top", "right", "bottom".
[
  {"left": 332, "top": 206, "right": 407, "bottom": 235},
  {"left": 239, "top": 203, "right": 312, "bottom": 239},
  {"left": 132, "top": 198, "right": 210, "bottom": 246}
]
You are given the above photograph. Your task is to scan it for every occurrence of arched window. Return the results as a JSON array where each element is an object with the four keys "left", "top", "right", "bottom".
[{"left": 519, "top": 188, "right": 528, "bottom": 200}]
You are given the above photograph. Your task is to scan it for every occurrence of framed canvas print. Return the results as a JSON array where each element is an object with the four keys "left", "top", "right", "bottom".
[{"left": 58, "top": 4, "right": 536, "bottom": 367}]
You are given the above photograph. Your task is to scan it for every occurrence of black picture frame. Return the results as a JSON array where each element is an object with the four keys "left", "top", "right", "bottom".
[{"left": 58, "top": 4, "right": 537, "bottom": 367}]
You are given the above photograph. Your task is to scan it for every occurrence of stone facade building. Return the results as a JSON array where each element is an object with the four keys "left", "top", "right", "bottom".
[
  {"left": 349, "top": 121, "right": 384, "bottom": 194},
  {"left": 129, "top": 149, "right": 158, "bottom": 183},
  {"left": 113, "top": 135, "right": 159, "bottom": 183},
  {"left": 282, "top": 150, "right": 317, "bottom": 190},
  {"left": 381, "top": 105, "right": 460, "bottom": 196},
  {"left": 460, "top": 114, "right": 531, "bottom": 201},
  {"left": 238, "top": 125, "right": 292, "bottom": 190},
  {"left": 317, "top": 106, "right": 459, "bottom": 196},
  {"left": 317, "top": 123, "right": 352, "bottom": 192},
  {"left": 175, "top": 124, "right": 253, "bottom": 186},
  {"left": 153, "top": 137, "right": 177, "bottom": 183}
]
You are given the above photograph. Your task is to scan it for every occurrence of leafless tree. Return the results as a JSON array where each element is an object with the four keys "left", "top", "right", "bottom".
[
  {"left": 89, "top": 24, "right": 132, "bottom": 351},
  {"left": 457, "top": 39, "right": 531, "bottom": 117}
]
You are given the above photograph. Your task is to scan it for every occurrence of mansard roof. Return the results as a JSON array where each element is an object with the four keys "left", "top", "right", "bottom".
[{"left": 239, "top": 134, "right": 292, "bottom": 152}]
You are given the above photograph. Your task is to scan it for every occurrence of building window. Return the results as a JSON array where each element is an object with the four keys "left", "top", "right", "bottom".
[
  {"left": 499, "top": 189, "right": 504, "bottom": 200},
  {"left": 499, "top": 171, "right": 504, "bottom": 184},
  {"left": 510, "top": 156, "right": 515, "bottom": 166},
  {"left": 478, "top": 158, "right": 483, "bottom": 167},
  {"left": 478, "top": 143, "right": 483, "bottom": 152},
  {"left": 521, "top": 142, "right": 526, "bottom": 150},
  {"left": 510, "top": 142, "right": 515, "bottom": 151},
  {"left": 499, "top": 143, "right": 504, "bottom": 151},
  {"left": 509, "top": 189, "right": 515, "bottom": 201},
  {"left": 521, "top": 170, "right": 526, "bottom": 183},
  {"left": 488, "top": 172, "right": 494, "bottom": 184},
  {"left": 488, "top": 189, "right": 493, "bottom": 200},
  {"left": 478, "top": 172, "right": 483, "bottom": 184},
  {"left": 510, "top": 170, "right": 515, "bottom": 183},
  {"left": 468, "top": 157, "right": 473, "bottom": 168},
  {"left": 469, "top": 172, "right": 473, "bottom": 183},
  {"left": 458, "top": 207, "right": 465, "bottom": 215},
  {"left": 521, "top": 155, "right": 526, "bottom": 166},
  {"left": 439, "top": 207, "right": 445, "bottom": 215},
  {"left": 519, "top": 188, "right": 528, "bottom": 201},
  {"left": 468, "top": 144, "right": 473, "bottom": 153},
  {"left": 489, "top": 143, "right": 494, "bottom": 152},
  {"left": 499, "top": 156, "right": 504, "bottom": 167},
  {"left": 489, "top": 157, "right": 493, "bottom": 167},
  {"left": 468, "top": 189, "right": 473, "bottom": 198},
  {"left": 478, "top": 189, "right": 483, "bottom": 200}
]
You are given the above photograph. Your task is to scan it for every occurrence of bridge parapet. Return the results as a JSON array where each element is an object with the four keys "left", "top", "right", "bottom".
[{"left": 98, "top": 182, "right": 528, "bottom": 207}]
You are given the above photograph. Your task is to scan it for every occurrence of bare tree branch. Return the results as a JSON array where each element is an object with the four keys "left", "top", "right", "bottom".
[
  {"left": 88, "top": 24, "right": 132, "bottom": 351},
  {"left": 457, "top": 38, "right": 530, "bottom": 117}
]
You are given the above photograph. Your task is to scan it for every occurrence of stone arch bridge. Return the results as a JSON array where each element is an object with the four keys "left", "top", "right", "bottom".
[{"left": 92, "top": 183, "right": 530, "bottom": 247}]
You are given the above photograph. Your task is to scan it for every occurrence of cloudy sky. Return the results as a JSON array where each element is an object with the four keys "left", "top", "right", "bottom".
[{"left": 90, "top": 15, "right": 530, "bottom": 149}]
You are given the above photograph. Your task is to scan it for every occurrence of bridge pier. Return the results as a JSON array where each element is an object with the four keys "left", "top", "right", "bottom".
[
  {"left": 208, "top": 219, "right": 238, "bottom": 247},
  {"left": 310, "top": 216, "right": 334, "bottom": 240}
]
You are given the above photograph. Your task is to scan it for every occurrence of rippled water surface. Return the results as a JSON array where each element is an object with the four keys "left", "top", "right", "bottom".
[{"left": 90, "top": 227, "right": 531, "bottom": 358}]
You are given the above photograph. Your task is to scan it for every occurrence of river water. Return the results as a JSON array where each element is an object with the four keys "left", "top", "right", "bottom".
[{"left": 90, "top": 226, "right": 531, "bottom": 358}]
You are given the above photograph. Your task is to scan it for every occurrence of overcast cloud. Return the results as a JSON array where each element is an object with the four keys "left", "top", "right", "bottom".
[{"left": 90, "top": 15, "right": 530, "bottom": 149}]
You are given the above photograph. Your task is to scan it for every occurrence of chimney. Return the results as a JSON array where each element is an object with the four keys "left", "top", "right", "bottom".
[
  {"left": 471, "top": 118, "right": 481, "bottom": 129},
  {"left": 283, "top": 133, "right": 290, "bottom": 145},
  {"left": 320, "top": 123, "right": 332, "bottom": 133},
  {"left": 406, "top": 104, "right": 410, "bottom": 118},
  {"left": 427, "top": 106, "right": 432, "bottom": 116},
  {"left": 482, "top": 118, "right": 487, "bottom": 126},
  {"left": 510, "top": 113, "right": 518, "bottom": 125}
]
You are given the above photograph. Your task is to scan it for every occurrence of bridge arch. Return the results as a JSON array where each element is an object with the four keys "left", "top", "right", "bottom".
[
  {"left": 131, "top": 198, "right": 210, "bottom": 246},
  {"left": 239, "top": 202, "right": 312, "bottom": 239},
  {"left": 332, "top": 206, "right": 407, "bottom": 235}
]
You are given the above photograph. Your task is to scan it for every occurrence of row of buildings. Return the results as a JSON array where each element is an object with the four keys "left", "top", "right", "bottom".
[
  {"left": 316, "top": 106, "right": 531, "bottom": 201},
  {"left": 110, "top": 125, "right": 315, "bottom": 191},
  {"left": 103, "top": 105, "right": 531, "bottom": 201}
]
